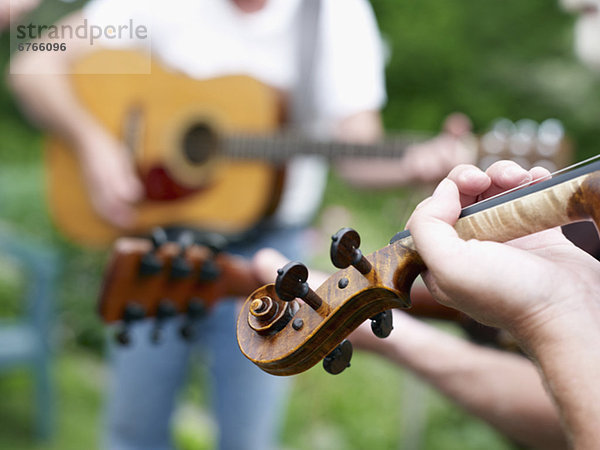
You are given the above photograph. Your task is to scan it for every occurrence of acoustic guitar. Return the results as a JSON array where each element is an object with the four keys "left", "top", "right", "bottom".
[
  {"left": 46, "top": 50, "right": 423, "bottom": 246},
  {"left": 46, "top": 50, "right": 572, "bottom": 246},
  {"left": 236, "top": 157, "right": 600, "bottom": 376}
]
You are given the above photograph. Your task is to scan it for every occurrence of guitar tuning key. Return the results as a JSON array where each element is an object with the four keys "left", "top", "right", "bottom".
[
  {"left": 275, "top": 262, "right": 327, "bottom": 313},
  {"left": 330, "top": 228, "right": 372, "bottom": 275},
  {"left": 201, "top": 232, "right": 228, "bottom": 254},
  {"left": 114, "top": 303, "right": 146, "bottom": 346},
  {"left": 179, "top": 298, "right": 208, "bottom": 341},
  {"left": 139, "top": 227, "right": 168, "bottom": 276},
  {"left": 150, "top": 299, "right": 177, "bottom": 344},
  {"left": 323, "top": 340, "right": 353, "bottom": 375},
  {"left": 370, "top": 310, "right": 393, "bottom": 338},
  {"left": 170, "top": 231, "right": 194, "bottom": 279},
  {"left": 198, "top": 258, "right": 220, "bottom": 282},
  {"left": 197, "top": 233, "right": 228, "bottom": 282}
]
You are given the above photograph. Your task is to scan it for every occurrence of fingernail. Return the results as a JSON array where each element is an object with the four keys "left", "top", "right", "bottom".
[
  {"left": 505, "top": 165, "right": 530, "bottom": 182},
  {"left": 460, "top": 168, "right": 485, "bottom": 183}
]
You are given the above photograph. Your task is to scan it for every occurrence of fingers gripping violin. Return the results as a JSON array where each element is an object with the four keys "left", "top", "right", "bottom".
[{"left": 237, "top": 158, "right": 600, "bottom": 376}]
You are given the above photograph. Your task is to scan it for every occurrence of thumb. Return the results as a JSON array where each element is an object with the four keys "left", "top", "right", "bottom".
[{"left": 407, "top": 178, "right": 466, "bottom": 275}]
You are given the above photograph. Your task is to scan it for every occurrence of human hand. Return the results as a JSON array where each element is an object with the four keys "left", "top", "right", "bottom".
[
  {"left": 252, "top": 248, "right": 328, "bottom": 287},
  {"left": 401, "top": 112, "right": 477, "bottom": 184},
  {"left": 76, "top": 128, "right": 143, "bottom": 229},
  {"left": 407, "top": 161, "right": 600, "bottom": 341}
]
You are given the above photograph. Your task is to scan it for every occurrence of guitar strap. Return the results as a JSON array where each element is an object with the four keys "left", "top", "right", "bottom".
[{"left": 291, "top": 0, "right": 322, "bottom": 127}]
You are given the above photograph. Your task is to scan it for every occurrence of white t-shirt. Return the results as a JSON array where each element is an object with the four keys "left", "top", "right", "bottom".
[{"left": 84, "top": 0, "right": 386, "bottom": 226}]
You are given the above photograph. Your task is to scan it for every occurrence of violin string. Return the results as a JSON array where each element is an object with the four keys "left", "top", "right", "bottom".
[{"left": 464, "top": 153, "right": 600, "bottom": 210}]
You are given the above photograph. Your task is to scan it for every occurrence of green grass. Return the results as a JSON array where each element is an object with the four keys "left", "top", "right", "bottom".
[
  {"left": 0, "top": 352, "right": 103, "bottom": 450},
  {"left": 0, "top": 351, "right": 514, "bottom": 450}
]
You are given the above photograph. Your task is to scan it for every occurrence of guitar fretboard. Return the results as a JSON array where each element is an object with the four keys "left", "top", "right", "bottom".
[{"left": 223, "top": 132, "right": 427, "bottom": 161}]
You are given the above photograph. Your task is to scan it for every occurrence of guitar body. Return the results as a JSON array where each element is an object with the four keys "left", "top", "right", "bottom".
[{"left": 46, "top": 50, "right": 283, "bottom": 246}]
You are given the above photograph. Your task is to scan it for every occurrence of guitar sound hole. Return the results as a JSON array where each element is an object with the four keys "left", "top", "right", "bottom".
[{"left": 182, "top": 123, "right": 219, "bottom": 165}]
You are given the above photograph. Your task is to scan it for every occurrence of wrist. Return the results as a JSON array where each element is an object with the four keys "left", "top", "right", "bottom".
[
  {"left": 513, "top": 299, "right": 600, "bottom": 448},
  {"left": 511, "top": 299, "right": 600, "bottom": 357},
  {"left": 68, "top": 118, "right": 110, "bottom": 155}
]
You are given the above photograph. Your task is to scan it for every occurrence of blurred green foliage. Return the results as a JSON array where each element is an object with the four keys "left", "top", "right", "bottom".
[{"left": 1, "top": 0, "right": 599, "bottom": 448}]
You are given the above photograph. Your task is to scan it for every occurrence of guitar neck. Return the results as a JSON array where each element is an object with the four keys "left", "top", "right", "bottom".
[{"left": 223, "top": 132, "right": 428, "bottom": 161}]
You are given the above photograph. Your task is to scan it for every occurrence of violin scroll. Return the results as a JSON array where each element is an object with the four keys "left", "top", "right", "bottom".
[{"left": 237, "top": 228, "right": 419, "bottom": 376}]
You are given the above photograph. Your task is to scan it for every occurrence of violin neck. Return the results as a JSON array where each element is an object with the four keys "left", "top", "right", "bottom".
[
  {"left": 455, "top": 171, "right": 599, "bottom": 243},
  {"left": 392, "top": 159, "right": 600, "bottom": 246}
]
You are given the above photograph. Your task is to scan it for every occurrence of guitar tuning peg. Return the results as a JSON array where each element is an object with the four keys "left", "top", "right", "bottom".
[
  {"left": 179, "top": 298, "right": 208, "bottom": 341},
  {"left": 139, "top": 227, "right": 169, "bottom": 276},
  {"left": 275, "top": 261, "right": 327, "bottom": 312},
  {"left": 196, "top": 232, "right": 228, "bottom": 282},
  {"left": 323, "top": 339, "right": 353, "bottom": 375},
  {"left": 150, "top": 299, "right": 177, "bottom": 344},
  {"left": 114, "top": 303, "right": 146, "bottom": 346},
  {"left": 198, "top": 232, "right": 228, "bottom": 254},
  {"left": 330, "top": 228, "right": 372, "bottom": 275},
  {"left": 150, "top": 227, "right": 169, "bottom": 249},
  {"left": 370, "top": 310, "right": 393, "bottom": 338},
  {"left": 170, "top": 231, "right": 194, "bottom": 279}
]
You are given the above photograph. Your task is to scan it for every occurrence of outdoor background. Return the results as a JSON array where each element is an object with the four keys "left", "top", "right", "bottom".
[{"left": 1, "top": 0, "right": 599, "bottom": 449}]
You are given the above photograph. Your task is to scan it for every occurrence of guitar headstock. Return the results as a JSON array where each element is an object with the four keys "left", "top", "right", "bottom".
[
  {"left": 98, "top": 228, "right": 259, "bottom": 345},
  {"left": 476, "top": 118, "right": 572, "bottom": 172}
]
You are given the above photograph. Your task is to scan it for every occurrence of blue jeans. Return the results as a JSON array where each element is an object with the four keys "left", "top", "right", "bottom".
[{"left": 103, "top": 226, "right": 306, "bottom": 450}]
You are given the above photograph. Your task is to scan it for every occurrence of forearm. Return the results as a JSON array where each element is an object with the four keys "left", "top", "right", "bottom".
[
  {"left": 373, "top": 314, "right": 566, "bottom": 449},
  {"left": 333, "top": 110, "right": 410, "bottom": 188},
  {"left": 8, "top": 12, "right": 101, "bottom": 148},
  {"left": 9, "top": 70, "right": 101, "bottom": 146},
  {"left": 519, "top": 303, "right": 600, "bottom": 449}
]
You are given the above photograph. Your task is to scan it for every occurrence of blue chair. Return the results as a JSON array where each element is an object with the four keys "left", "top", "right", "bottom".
[{"left": 0, "top": 229, "right": 58, "bottom": 439}]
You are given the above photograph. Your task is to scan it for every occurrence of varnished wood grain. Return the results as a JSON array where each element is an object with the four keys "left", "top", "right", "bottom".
[{"left": 237, "top": 168, "right": 600, "bottom": 376}]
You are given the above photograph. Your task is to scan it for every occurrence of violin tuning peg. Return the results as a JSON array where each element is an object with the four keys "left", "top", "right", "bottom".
[
  {"left": 323, "top": 340, "right": 353, "bottom": 375},
  {"left": 370, "top": 310, "right": 393, "bottom": 338},
  {"left": 330, "top": 228, "right": 372, "bottom": 275},
  {"left": 275, "top": 262, "right": 325, "bottom": 312}
]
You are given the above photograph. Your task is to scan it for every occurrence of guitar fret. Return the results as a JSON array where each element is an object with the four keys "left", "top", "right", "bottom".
[{"left": 223, "top": 132, "right": 425, "bottom": 161}]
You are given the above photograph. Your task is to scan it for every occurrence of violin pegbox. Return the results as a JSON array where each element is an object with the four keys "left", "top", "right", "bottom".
[
  {"left": 331, "top": 228, "right": 394, "bottom": 339},
  {"left": 237, "top": 227, "right": 418, "bottom": 377}
]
